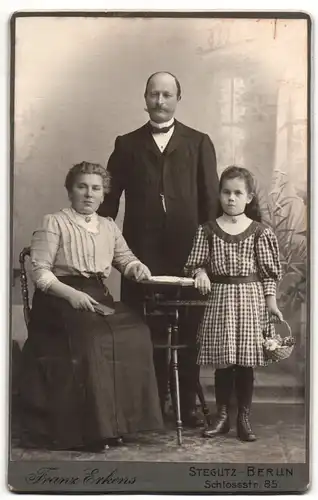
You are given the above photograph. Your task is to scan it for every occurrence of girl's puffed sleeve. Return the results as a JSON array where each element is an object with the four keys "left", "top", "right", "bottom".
[
  {"left": 255, "top": 227, "right": 282, "bottom": 296},
  {"left": 183, "top": 225, "right": 210, "bottom": 278},
  {"left": 31, "top": 214, "right": 60, "bottom": 292}
]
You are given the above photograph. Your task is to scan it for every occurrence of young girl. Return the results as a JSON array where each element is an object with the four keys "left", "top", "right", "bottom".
[{"left": 184, "top": 166, "right": 283, "bottom": 442}]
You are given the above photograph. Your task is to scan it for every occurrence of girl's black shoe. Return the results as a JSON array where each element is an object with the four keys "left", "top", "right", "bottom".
[
  {"left": 237, "top": 407, "right": 257, "bottom": 442},
  {"left": 202, "top": 405, "right": 230, "bottom": 438}
]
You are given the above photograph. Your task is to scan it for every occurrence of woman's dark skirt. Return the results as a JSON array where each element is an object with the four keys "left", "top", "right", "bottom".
[{"left": 18, "top": 276, "right": 163, "bottom": 450}]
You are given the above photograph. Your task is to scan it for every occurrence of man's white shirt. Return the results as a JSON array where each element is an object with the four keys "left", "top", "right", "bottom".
[{"left": 149, "top": 118, "right": 175, "bottom": 153}]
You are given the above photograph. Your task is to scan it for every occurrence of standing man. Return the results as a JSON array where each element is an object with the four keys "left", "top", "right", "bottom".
[{"left": 99, "top": 71, "right": 219, "bottom": 427}]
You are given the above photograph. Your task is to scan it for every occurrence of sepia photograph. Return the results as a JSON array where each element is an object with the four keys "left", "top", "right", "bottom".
[{"left": 8, "top": 11, "right": 310, "bottom": 493}]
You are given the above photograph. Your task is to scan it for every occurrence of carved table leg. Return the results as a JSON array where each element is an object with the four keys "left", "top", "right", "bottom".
[
  {"left": 164, "top": 324, "right": 172, "bottom": 415},
  {"left": 171, "top": 309, "right": 182, "bottom": 446}
]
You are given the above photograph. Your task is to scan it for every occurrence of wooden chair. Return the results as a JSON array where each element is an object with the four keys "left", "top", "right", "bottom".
[
  {"left": 19, "top": 246, "right": 31, "bottom": 327},
  {"left": 11, "top": 247, "right": 31, "bottom": 432}
]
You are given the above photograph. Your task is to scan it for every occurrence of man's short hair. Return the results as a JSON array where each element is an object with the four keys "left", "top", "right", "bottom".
[{"left": 144, "top": 72, "right": 182, "bottom": 99}]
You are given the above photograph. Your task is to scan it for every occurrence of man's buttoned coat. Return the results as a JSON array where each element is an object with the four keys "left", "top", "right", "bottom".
[{"left": 99, "top": 120, "right": 219, "bottom": 304}]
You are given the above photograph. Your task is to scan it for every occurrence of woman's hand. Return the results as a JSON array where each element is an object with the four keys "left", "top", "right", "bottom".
[
  {"left": 194, "top": 271, "right": 211, "bottom": 295},
  {"left": 128, "top": 262, "right": 152, "bottom": 282},
  {"left": 67, "top": 289, "right": 99, "bottom": 312},
  {"left": 266, "top": 295, "right": 283, "bottom": 322}
]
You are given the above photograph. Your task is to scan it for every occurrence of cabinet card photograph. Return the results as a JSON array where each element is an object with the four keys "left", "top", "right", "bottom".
[{"left": 8, "top": 11, "right": 310, "bottom": 494}]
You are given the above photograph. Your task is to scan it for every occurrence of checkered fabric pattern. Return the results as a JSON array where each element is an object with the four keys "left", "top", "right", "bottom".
[{"left": 184, "top": 221, "right": 282, "bottom": 367}]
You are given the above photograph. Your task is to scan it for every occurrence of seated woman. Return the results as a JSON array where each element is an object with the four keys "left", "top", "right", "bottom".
[{"left": 18, "top": 161, "right": 163, "bottom": 452}]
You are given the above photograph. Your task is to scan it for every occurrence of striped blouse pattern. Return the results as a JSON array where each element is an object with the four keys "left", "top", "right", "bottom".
[{"left": 31, "top": 208, "right": 139, "bottom": 292}]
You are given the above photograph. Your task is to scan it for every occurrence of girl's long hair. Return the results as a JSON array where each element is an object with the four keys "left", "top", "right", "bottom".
[{"left": 217, "top": 166, "right": 262, "bottom": 222}]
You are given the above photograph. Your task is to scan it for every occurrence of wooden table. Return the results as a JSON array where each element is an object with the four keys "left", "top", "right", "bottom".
[{"left": 141, "top": 278, "right": 210, "bottom": 445}]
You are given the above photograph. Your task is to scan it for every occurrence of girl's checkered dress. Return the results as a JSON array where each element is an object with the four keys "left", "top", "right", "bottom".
[{"left": 184, "top": 221, "right": 282, "bottom": 367}]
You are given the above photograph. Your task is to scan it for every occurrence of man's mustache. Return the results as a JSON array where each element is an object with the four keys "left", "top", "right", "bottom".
[{"left": 144, "top": 106, "right": 167, "bottom": 113}]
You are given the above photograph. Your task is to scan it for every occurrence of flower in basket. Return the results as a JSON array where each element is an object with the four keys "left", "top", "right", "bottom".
[
  {"left": 281, "top": 336, "right": 296, "bottom": 347},
  {"left": 263, "top": 334, "right": 283, "bottom": 351}
]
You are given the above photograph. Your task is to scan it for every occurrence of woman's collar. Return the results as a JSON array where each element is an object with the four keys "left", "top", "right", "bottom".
[{"left": 69, "top": 207, "right": 98, "bottom": 223}]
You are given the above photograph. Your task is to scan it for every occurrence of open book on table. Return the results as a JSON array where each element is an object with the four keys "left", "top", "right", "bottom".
[{"left": 146, "top": 276, "right": 195, "bottom": 285}]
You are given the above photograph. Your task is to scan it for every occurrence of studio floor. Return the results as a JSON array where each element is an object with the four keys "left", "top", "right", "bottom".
[{"left": 10, "top": 403, "right": 306, "bottom": 464}]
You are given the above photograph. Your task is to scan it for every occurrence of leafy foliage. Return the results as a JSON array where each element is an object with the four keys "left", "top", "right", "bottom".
[{"left": 258, "top": 169, "right": 307, "bottom": 312}]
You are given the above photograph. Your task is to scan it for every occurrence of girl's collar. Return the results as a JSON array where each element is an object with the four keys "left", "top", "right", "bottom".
[
  {"left": 212, "top": 219, "right": 258, "bottom": 242},
  {"left": 221, "top": 211, "right": 246, "bottom": 224}
]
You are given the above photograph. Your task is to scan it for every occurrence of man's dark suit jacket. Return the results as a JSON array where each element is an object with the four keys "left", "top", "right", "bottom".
[{"left": 99, "top": 120, "right": 219, "bottom": 306}]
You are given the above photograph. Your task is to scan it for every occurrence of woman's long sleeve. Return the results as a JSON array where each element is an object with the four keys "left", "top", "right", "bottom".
[
  {"left": 111, "top": 220, "right": 140, "bottom": 275},
  {"left": 183, "top": 225, "right": 210, "bottom": 277},
  {"left": 31, "top": 214, "right": 60, "bottom": 292}
]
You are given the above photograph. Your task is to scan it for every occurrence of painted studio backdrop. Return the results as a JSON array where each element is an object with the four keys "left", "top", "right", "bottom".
[{"left": 12, "top": 16, "right": 308, "bottom": 397}]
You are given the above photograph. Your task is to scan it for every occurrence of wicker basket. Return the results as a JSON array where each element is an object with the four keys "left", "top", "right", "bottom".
[{"left": 263, "top": 320, "right": 296, "bottom": 363}]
